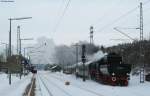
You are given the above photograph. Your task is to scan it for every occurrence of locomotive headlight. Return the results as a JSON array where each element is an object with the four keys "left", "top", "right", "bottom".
[{"left": 112, "top": 73, "right": 115, "bottom": 76}]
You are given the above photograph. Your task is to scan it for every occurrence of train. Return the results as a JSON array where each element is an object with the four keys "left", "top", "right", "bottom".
[
  {"left": 29, "top": 65, "right": 37, "bottom": 74},
  {"left": 65, "top": 52, "right": 131, "bottom": 86}
]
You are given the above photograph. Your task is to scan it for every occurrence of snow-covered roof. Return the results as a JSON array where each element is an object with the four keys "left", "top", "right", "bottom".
[{"left": 50, "top": 65, "right": 58, "bottom": 69}]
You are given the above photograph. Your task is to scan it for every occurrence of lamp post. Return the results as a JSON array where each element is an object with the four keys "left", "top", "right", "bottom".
[
  {"left": 7, "top": 17, "right": 31, "bottom": 83},
  {"left": 8, "top": 17, "right": 32, "bottom": 57}
]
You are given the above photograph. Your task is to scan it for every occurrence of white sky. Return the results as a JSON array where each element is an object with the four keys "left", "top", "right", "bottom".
[{"left": 0, "top": 0, "right": 150, "bottom": 47}]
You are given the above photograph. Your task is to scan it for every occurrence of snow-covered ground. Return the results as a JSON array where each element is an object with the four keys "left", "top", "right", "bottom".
[
  {"left": 0, "top": 73, "right": 32, "bottom": 96},
  {"left": 36, "top": 71, "right": 150, "bottom": 96}
]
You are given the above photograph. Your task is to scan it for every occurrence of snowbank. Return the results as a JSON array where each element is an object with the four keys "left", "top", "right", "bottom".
[{"left": 0, "top": 73, "right": 32, "bottom": 96}]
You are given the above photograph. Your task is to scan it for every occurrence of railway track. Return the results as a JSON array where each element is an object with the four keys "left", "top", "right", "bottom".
[
  {"left": 38, "top": 74, "right": 73, "bottom": 96},
  {"left": 36, "top": 72, "right": 148, "bottom": 96},
  {"left": 46, "top": 73, "right": 104, "bottom": 96},
  {"left": 36, "top": 76, "right": 44, "bottom": 96},
  {"left": 38, "top": 75, "right": 53, "bottom": 96}
]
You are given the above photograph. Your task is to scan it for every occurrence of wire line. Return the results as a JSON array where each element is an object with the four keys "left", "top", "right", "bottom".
[
  {"left": 53, "top": 0, "right": 71, "bottom": 33},
  {"left": 93, "top": 0, "right": 122, "bottom": 27},
  {"left": 96, "top": 0, "right": 150, "bottom": 33}
]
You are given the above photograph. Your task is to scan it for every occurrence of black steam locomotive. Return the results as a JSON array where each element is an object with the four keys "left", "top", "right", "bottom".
[{"left": 67, "top": 52, "right": 131, "bottom": 86}]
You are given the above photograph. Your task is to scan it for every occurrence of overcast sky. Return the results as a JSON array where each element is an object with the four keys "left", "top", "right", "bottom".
[{"left": 0, "top": 0, "right": 150, "bottom": 47}]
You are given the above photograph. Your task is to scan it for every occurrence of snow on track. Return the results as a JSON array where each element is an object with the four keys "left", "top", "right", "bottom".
[
  {"left": 36, "top": 72, "right": 103, "bottom": 96},
  {"left": 36, "top": 71, "right": 150, "bottom": 96},
  {"left": 37, "top": 74, "right": 73, "bottom": 96},
  {"left": 52, "top": 72, "right": 150, "bottom": 96},
  {"left": 37, "top": 75, "right": 53, "bottom": 96},
  {"left": 46, "top": 73, "right": 103, "bottom": 96}
]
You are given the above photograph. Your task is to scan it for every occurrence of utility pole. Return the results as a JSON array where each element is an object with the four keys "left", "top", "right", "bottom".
[
  {"left": 8, "top": 19, "right": 12, "bottom": 57},
  {"left": 7, "top": 17, "right": 32, "bottom": 82},
  {"left": 17, "top": 26, "right": 33, "bottom": 78},
  {"left": 17, "top": 26, "right": 20, "bottom": 55},
  {"left": 73, "top": 43, "right": 80, "bottom": 78},
  {"left": 139, "top": 2, "right": 145, "bottom": 83},
  {"left": 17, "top": 26, "right": 23, "bottom": 79},
  {"left": 18, "top": 26, "right": 21, "bottom": 55},
  {"left": 90, "top": 26, "right": 94, "bottom": 44},
  {"left": 8, "top": 17, "right": 32, "bottom": 57},
  {"left": 20, "top": 39, "right": 33, "bottom": 76},
  {"left": 8, "top": 19, "right": 12, "bottom": 85}
]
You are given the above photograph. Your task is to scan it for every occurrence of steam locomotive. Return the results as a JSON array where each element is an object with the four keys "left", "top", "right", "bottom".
[{"left": 66, "top": 52, "right": 131, "bottom": 86}]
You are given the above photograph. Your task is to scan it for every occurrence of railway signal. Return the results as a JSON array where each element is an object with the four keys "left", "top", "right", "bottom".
[{"left": 81, "top": 44, "right": 86, "bottom": 82}]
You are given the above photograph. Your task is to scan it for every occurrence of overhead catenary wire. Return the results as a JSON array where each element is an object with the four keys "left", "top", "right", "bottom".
[
  {"left": 96, "top": 7, "right": 138, "bottom": 32},
  {"left": 113, "top": 27, "right": 136, "bottom": 41},
  {"left": 53, "top": 0, "right": 71, "bottom": 33},
  {"left": 111, "top": 0, "right": 150, "bottom": 42},
  {"left": 114, "top": 26, "right": 139, "bottom": 30},
  {"left": 53, "top": 0, "right": 67, "bottom": 25},
  {"left": 110, "top": 39, "right": 131, "bottom": 41},
  {"left": 96, "top": 0, "right": 150, "bottom": 33},
  {"left": 56, "top": 0, "right": 67, "bottom": 16},
  {"left": 93, "top": 0, "right": 122, "bottom": 27}
]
